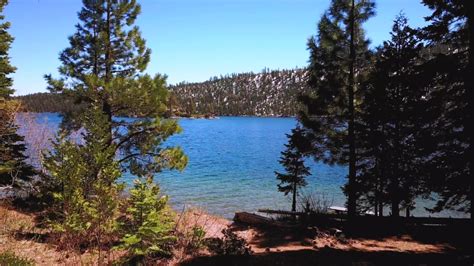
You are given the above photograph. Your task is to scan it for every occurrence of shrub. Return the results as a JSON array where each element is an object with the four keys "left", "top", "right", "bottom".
[
  {"left": 187, "top": 226, "right": 206, "bottom": 252},
  {"left": 116, "top": 176, "right": 176, "bottom": 261},
  {"left": 173, "top": 207, "right": 213, "bottom": 262},
  {"left": 300, "top": 192, "right": 333, "bottom": 214},
  {"left": 206, "top": 228, "right": 251, "bottom": 256},
  {"left": 42, "top": 111, "right": 123, "bottom": 250},
  {"left": 0, "top": 251, "right": 33, "bottom": 266}
]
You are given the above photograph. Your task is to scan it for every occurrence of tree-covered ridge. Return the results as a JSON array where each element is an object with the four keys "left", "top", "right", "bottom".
[
  {"left": 17, "top": 68, "right": 310, "bottom": 117},
  {"left": 15, "top": 92, "right": 85, "bottom": 114},
  {"left": 170, "top": 69, "right": 307, "bottom": 116},
  {"left": 170, "top": 68, "right": 309, "bottom": 117}
]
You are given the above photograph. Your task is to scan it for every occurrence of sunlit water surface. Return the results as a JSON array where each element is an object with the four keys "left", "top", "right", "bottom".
[{"left": 25, "top": 114, "right": 465, "bottom": 218}]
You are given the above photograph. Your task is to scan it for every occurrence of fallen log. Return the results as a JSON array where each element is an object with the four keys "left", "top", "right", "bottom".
[
  {"left": 233, "top": 212, "right": 298, "bottom": 228},
  {"left": 257, "top": 209, "right": 306, "bottom": 216}
]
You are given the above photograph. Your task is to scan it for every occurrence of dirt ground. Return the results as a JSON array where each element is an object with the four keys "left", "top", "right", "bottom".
[
  {"left": 184, "top": 212, "right": 472, "bottom": 266},
  {"left": 232, "top": 225, "right": 456, "bottom": 254},
  {"left": 0, "top": 205, "right": 126, "bottom": 265},
  {"left": 1, "top": 205, "right": 471, "bottom": 265},
  {"left": 0, "top": 205, "right": 229, "bottom": 265}
]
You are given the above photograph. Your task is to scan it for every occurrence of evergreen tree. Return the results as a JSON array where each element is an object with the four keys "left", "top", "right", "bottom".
[
  {"left": 275, "top": 126, "right": 310, "bottom": 212},
  {"left": 42, "top": 0, "right": 187, "bottom": 251},
  {"left": 54, "top": 0, "right": 150, "bottom": 82},
  {"left": 357, "top": 14, "right": 426, "bottom": 217},
  {"left": 0, "top": 0, "right": 14, "bottom": 98},
  {"left": 43, "top": 107, "right": 123, "bottom": 248},
  {"left": 117, "top": 176, "right": 176, "bottom": 260},
  {"left": 44, "top": 0, "right": 187, "bottom": 189},
  {"left": 45, "top": 0, "right": 186, "bottom": 179},
  {"left": 298, "top": 0, "right": 375, "bottom": 217},
  {"left": 0, "top": 0, "right": 34, "bottom": 187},
  {"left": 418, "top": 0, "right": 471, "bottom": 213}
]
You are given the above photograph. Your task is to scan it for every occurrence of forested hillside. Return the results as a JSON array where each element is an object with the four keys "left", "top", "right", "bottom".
[
  {"left": 17, "top": 68, "right": 309, "bottom": 117},
  {"left": 15, "top": 92, "right": 84, "bottom": 114},
  {"left": 170, "top": 68, "right": 309, "bottom": 116}
]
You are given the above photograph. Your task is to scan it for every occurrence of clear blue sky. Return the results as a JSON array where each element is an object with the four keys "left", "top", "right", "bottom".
[{"left": 5, "top": 0, "right": 432, "bottom": 95}]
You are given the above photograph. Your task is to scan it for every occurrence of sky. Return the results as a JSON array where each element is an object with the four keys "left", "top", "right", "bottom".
[{"left": 5, "top": 0, "right": 433, "bottom": 96}]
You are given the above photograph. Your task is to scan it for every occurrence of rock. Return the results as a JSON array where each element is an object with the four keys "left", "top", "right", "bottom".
[{"left": 329, "top": 228, "right": 343, "bottom": 236}]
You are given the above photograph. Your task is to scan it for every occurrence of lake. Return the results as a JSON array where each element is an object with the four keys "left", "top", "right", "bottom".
[
  {"left": 148, "top": 116, "right": 347, "bottom": 218},
  {"left": 23, "top": 113, "right": 464, "bottom": 218}
]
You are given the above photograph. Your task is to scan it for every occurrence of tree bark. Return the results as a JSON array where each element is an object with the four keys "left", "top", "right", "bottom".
[
  {"left": 390, "top": 177, "right": 400, "bottom": 217},
  {"left": 103, "top": 0, "right": 113, "bottom": 146},
  {"left": 464, "top": 0, "right": 473, "bottom": 219},
  {"left": 292, "top": 181, "right": 297, "bottom": 213},
  {"left": 347, "top": 0, "right": 357, "bottom": 218}
]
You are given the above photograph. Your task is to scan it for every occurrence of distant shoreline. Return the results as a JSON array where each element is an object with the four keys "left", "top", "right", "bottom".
[{"left": 20, "top": 111, "right": 297, "bottom": 119}]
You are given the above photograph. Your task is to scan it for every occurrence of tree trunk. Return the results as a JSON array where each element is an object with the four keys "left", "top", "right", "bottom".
[
  {"left": 391, "top": 184, "right": 400, "bottom": 218},
  {"left": 465, "top": 0, "right": 473, "bottom": 220},
  {"left": 347, "top": 0, "right": 357, "bottom": 218},
  {"left": 103, "top": 0, "right": 113, "bottom": 146},
  {"left": 292, "top": 182, "right": 297, "bottom": 213}
]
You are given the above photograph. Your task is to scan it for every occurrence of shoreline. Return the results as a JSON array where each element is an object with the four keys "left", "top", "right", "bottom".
[{"left": 18, "top": 111, "right": 297, "bottom": 119}]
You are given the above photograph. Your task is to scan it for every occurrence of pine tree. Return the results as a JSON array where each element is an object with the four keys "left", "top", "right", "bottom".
[
  {"left": 45, "top": 0, "right": 187, "bottom": 178},
  {"left": 357, "top": 14, "right": 426, "bottom": 217},
  {"left": 275, "top": 126, "right": 310, "bottom": 212},
  {"left": 0, "top": 0, "right": 15, "bottom": 98},
  {"left": 298, "top": 0, "right": 375, "bottom": 217},
  {"left": 117, "top": 176, "right": 176, "bottom": 260},
  {"left": 42, "top": 0, "right": 187, "bottom": 252},
  {"left": 43, "top": 107, "right": 123, "bottom": 249},
  {"left": 0, "top": 0, "right": 34, "bottom": 188},
  {"left": 417, "top": 0, "right": 471, "bottom": 213}
]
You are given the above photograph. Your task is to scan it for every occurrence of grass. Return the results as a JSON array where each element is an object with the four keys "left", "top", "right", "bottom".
[
  {"left": 0, "top": 251, "right": 34, "bottom": 266},
  {"left": 0, "top": 203, "right": 125, "bottom": 265},
  {"left": 0, "top": 203, "right": 231, "bottom": 265}
]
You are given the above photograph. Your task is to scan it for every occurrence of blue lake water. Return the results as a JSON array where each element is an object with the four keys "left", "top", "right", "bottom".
[
  {"left": 145, "top": 116, "right": 347, "bottom": 218},
  {"left": 25, "top": 113, "right": 465, "bottom": 218}
]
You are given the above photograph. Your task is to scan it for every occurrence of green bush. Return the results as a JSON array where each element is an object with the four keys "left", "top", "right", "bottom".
[
  {"left": 42, "top": 110, "right": 123, "bottom": 249},
  {"left": 187, "top": 226, "right": 206, "bottom": 252},
  {"left": 0, "top": 251, "right": 34, "bottom": 266},
  {"left": 116, "top": 176, "right": 176, "bottom": 261}
]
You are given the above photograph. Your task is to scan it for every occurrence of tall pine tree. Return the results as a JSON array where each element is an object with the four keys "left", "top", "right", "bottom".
[
  {"left": 298, "top": 0, "right": 375, "bottom": 217},
  {"left": 418, "top": 0, "right": 471, "bottom": 213},
  {"left": 0, "top": 0, "right": 34, "bottom": 188},
  {"left": 42, "top": 0, "right": 187, "bottom": 250},
  {"left": 45, "top": 0, "right": 187, "bottom": 183},
  {"left": 357, "top": 14, "right": 426, "bottom": 217}
]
